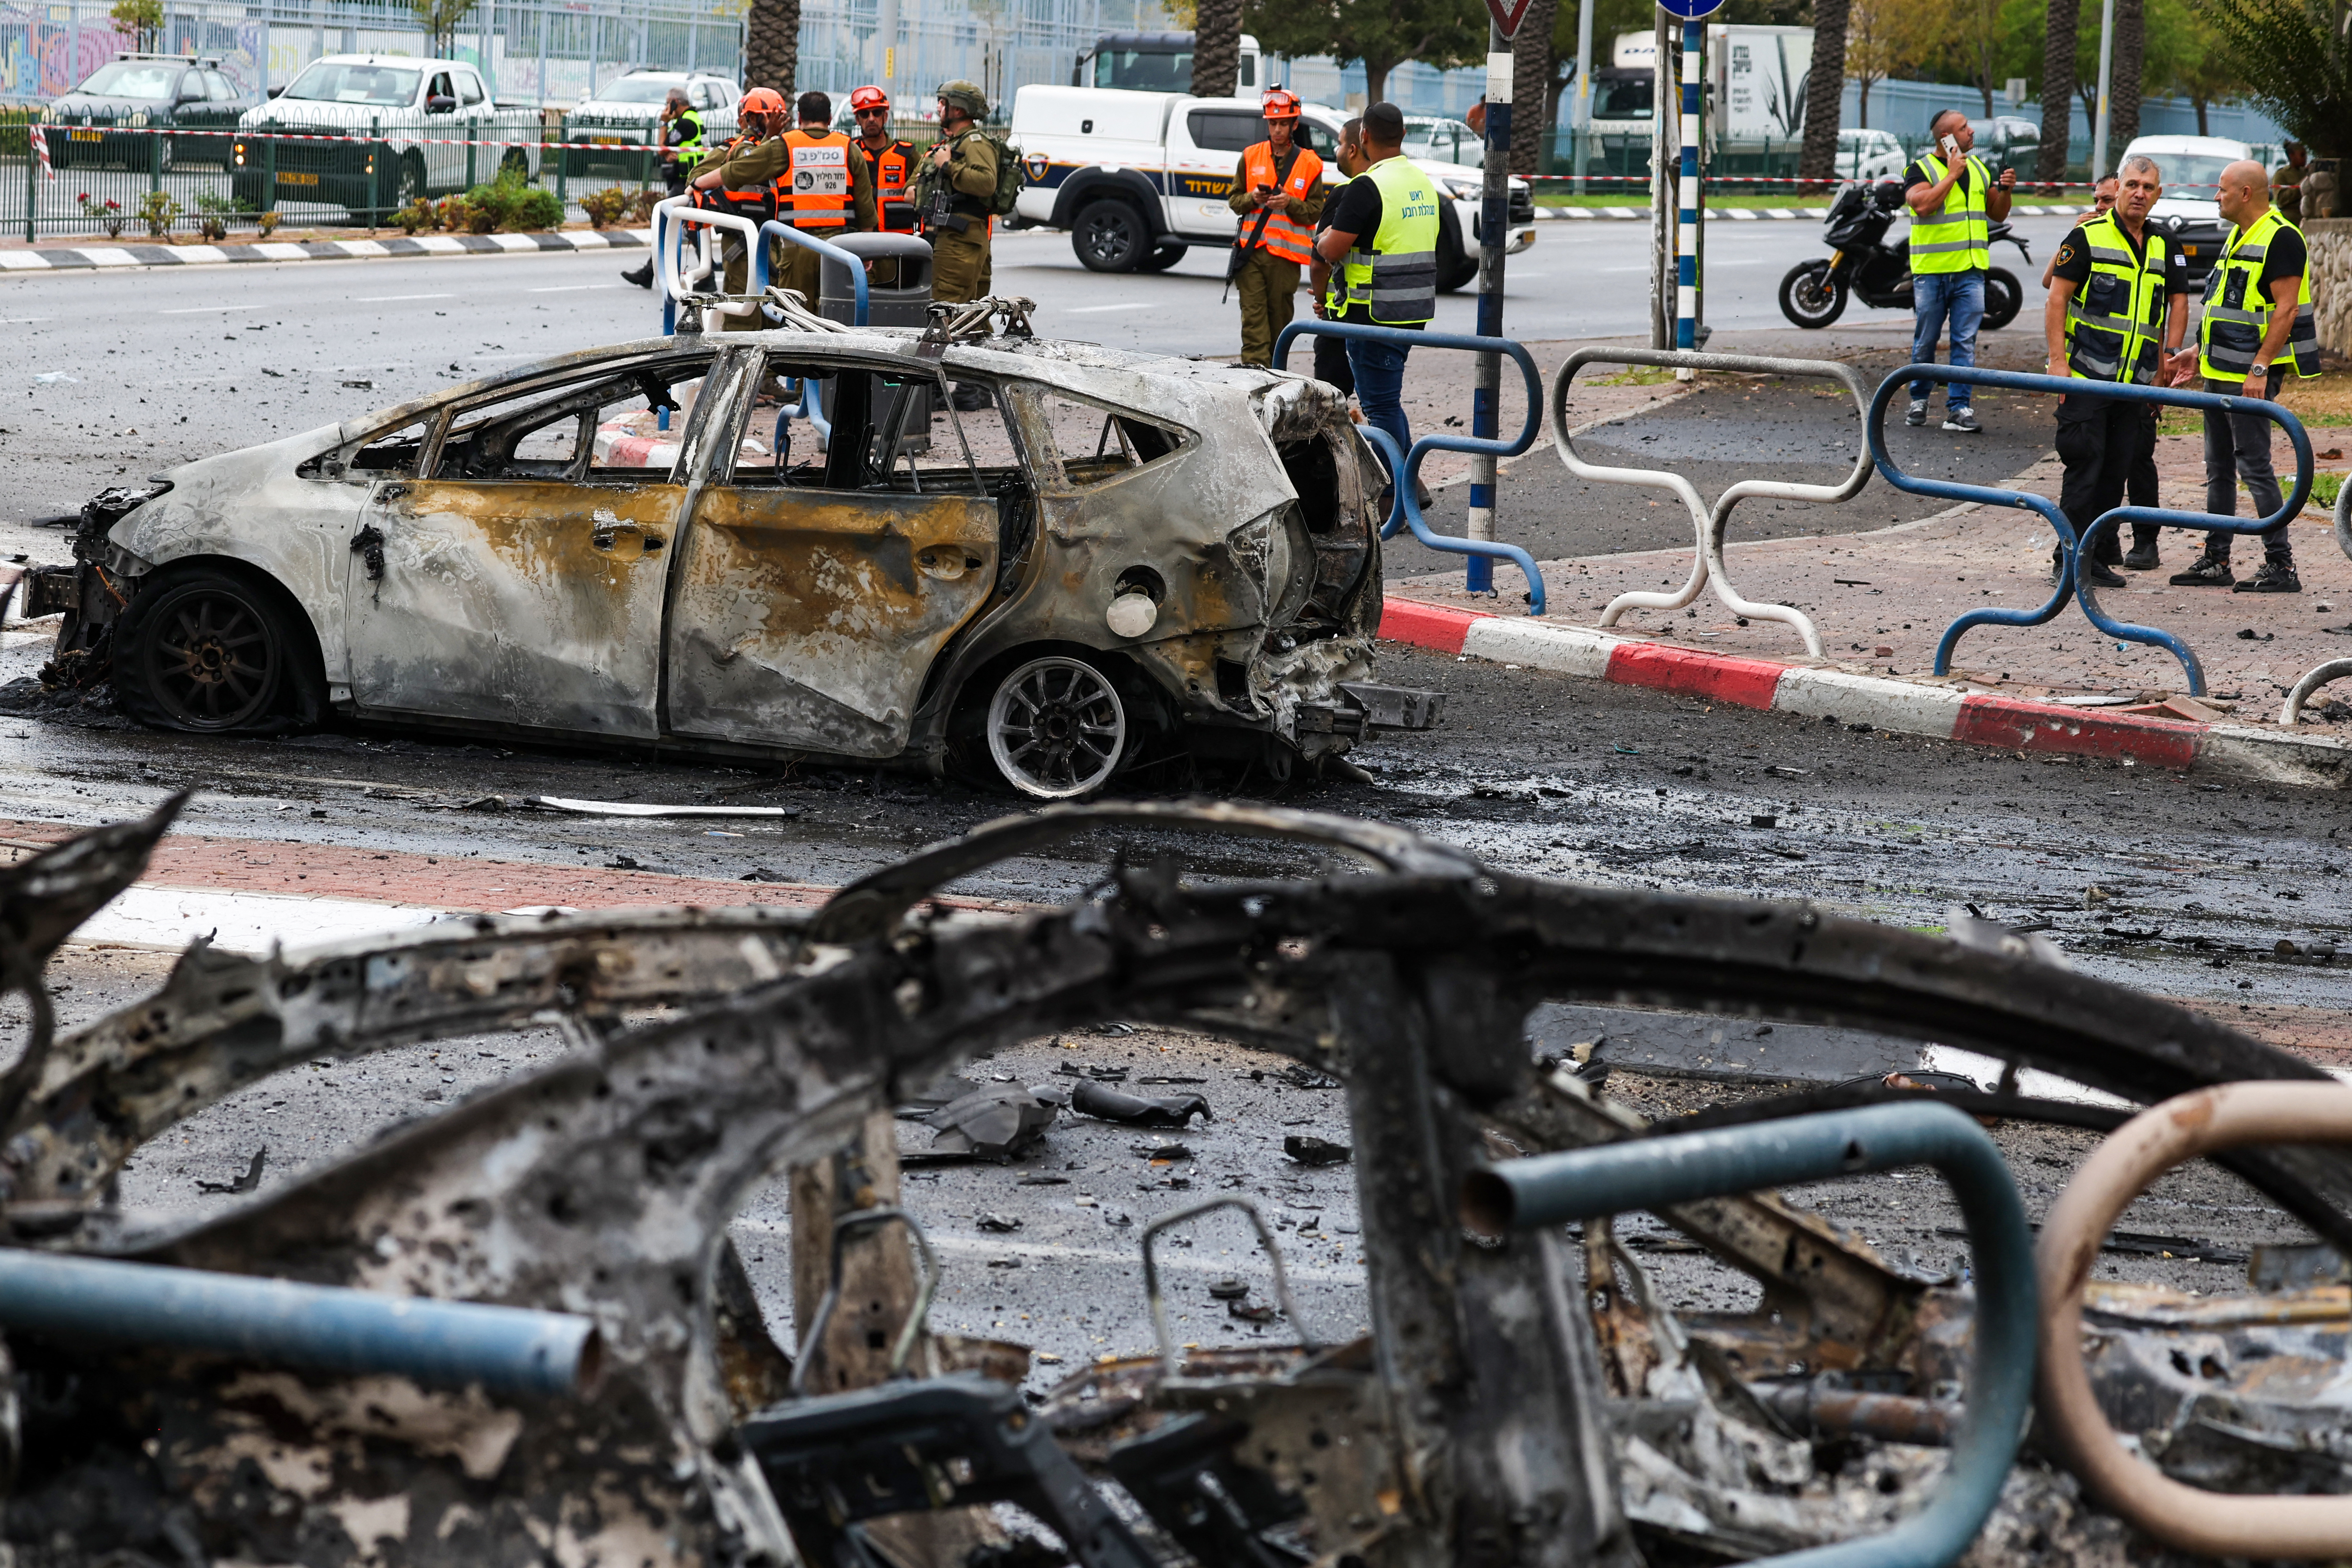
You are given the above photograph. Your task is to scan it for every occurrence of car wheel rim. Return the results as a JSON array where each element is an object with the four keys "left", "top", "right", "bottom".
[
  {"left": 1081, "top": 214, "right": 1129, "bottom": 264},
  {"left": 149, "top": 589, "right": 277, "bottom": 728},
  {"left": 986, "top": 657, "right": 1126, "bottom": 799}
]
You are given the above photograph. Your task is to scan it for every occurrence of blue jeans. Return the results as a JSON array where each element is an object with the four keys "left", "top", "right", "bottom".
[
  {"left": 1909, "top": 270, "right": 1984, "bottom": 409},
  {"left": 1347, "top": 336, "right": 1412, "bottom": 477}
]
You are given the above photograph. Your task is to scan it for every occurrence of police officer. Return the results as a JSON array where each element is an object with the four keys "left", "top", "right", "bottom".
[
  {"left": 2042, "top": 153, "right": 2188, "bottom": 587},
  {"left": 620, "top": 87, "right": 706, "bottom": 287},
  {"left": 1903, "top": 109, "right": 2017, "bottom": 433},
  {"left": 915, "top": 80, "right": 998, "bottom": 410},
  {"left": 1309, "top": 116, "right": 1368, "bottom": 397},
  {"left": 1227, "top": 88, "right": 1324, "bottom": 367},
  {"left": 772, "top": 90, "right": 876, "bottom": 311},
  {"left": 2163, "top": 158, "right": 2322, "bottom": 593},
  {"left": 1309, "top": 102, "right": 1436, "bottom": 487},
  {"left": 686, "top": 86, "right": 790, "bottom": 329}
]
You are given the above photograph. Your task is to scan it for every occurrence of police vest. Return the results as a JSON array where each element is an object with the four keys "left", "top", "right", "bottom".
[
  {"left": 778, "top": 127, "right": 854, "bottom": 228},
  {"left": 1910, "top": 153, "right": 1991, "bottom": 274},
  {"left": 1342, "top": 157, "right": 1438, "bottom": 326},
  {"left": 667, "top": 107, "right": 705, "bottom": 159},
  {"left": 864, "top": 137, "right": 917, "bottom": 233},
  {"left": 697, "top": 134, "right": 779, "bottom": 224},
  {"left": 2198, "top": 207, "right": 2320, "bottom": 381},
  {"left": 1241, "top": 141, "right": 1324, "bottom": 265},
  {"left": 2062, "top": 212, "right": 2171, "bottom": 385}
]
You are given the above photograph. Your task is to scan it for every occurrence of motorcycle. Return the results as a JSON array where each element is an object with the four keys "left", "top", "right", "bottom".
[{"left": 1777, "top": 179, "right": 2029, "bottom": 331}]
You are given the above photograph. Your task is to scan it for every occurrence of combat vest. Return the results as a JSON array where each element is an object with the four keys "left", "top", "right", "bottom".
[
  {"left": 863, "top": 137, "right": 917, "bottom": 233},
  {"left": 2198, "top": 207, "right": 2320, "bottom": 380},
  {"left": 1342, "top": 156, "right": 1438, "bottom": 326},
  {"left": 777, "top": 126, "right": 854, "bottom": 228},
  {"left": 1241, "top": 141, "right": 1324, "bottom": 265},
  {"left": 2062, "top": 212, "right": 2171, "bottom": 384},
  {"left": 697, "top": 133, "right": 779, "bottom": 224},
  {"left": 1909, "top": 153, "right": 1991, "bottom": 274}
]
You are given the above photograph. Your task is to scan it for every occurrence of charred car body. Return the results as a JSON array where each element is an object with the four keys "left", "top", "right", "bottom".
[{"left": 40, "top": 313, "right": 1436, "bottom": 796}]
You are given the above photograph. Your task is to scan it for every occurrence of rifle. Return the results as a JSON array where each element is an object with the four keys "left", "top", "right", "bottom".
[{"left": 1222, "top": 198, "right": 1276, "bottom": 304}]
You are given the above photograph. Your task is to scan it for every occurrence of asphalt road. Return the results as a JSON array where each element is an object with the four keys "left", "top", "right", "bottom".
[{"left": 2, "top": 225, "right": 2342, "bottom": 1398}]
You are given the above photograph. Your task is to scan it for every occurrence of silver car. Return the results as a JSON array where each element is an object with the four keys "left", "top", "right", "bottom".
[{"left": 52, "top": 318, "right": 1437, "bottom": 797}]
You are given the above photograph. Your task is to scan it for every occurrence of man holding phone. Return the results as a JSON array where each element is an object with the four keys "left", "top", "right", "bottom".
[
  {"left": 1227, "top": 89, "right": 1325, "bottom": 366},
  {"left": 1903, "top": 110, "right": 2017, "bottom": 433}
]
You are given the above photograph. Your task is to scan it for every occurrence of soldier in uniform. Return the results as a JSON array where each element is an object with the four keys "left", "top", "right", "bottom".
[
  {"left": 684, "top": 86, "right": 790, "bottom": 330},
  {"left": 849, "top": 83, "right": 918, "bottom": 288},
  {"left": 916, "top": 79, "right": 998, "bottom": 306},
  {"left": 772, "top": 90, "right": 876, "bottom": 313},
  {"left": 1227, "top": 87, "right": 1324, "bottom": 367}
]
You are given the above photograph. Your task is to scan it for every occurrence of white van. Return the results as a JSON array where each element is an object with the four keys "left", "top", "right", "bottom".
[
  {"left": 2120, "top": 134, "right": 2253, "bottom": 283},
  {"left": 1009, "top": 85, "right": 1535, "bottom": 288}
]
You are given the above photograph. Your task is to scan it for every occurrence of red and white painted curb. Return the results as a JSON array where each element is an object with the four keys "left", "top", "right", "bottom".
[{"left": 1379, "top": 598, "right": 2352, "bottom": 788}]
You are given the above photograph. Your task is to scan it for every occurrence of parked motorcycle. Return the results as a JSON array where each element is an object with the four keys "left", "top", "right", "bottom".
[{"left": 1777, "top": 179, "right": 2029, "bottom": 331}]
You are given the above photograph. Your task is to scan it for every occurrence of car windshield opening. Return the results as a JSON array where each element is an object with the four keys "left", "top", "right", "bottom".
[
  {"left": 431, "top": 357, "right": 712, "bottom": 483},
  {"left": 73, "top": 63, "right": 181, "bottom": 99},
  {"left": 1593, "top": 76, "right": 1653, "bottom": 119},
  {"left": 280, "top": 63, "right": 421, "bottom": 106},
  {"left": 599, "top": 77, "right": 680, "bottom": 105},
  {"left": 1093, "top": 48, "right": 1190, "bottom": 91}
]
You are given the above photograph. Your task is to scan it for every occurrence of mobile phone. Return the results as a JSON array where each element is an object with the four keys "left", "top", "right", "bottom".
[{"left": 1940, "top": 134, "right": 1961, "bottom": 159}]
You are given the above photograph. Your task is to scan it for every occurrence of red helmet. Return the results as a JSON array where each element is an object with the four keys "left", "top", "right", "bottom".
[
  {"left": 1260, "top": 88, "right": 1302, "bottom": 120},
  {"left": 739, "top": 86, "right": 787, "bottom": 120},
  {"left": 849, "top": 84, "right": 890, "bottom": 114}
]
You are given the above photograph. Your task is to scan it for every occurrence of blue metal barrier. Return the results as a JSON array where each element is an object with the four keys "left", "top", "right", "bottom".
[
  {"left": 770, "top": 375, "right": 833, "bottom": 467},
  {"left": 1462, "top": 1100, "right": 2035, "bottom": 1568},
  {"left": 1273, "top": 319, "right": 1547, "bottom": 613},
  {"left": 758, "top": 220, "right": 869, "bottom": 327},
  {"left": 1866, "top": 366, "right": 2313, "bottom": 695},
  {"left": 0, "top": 1248, "right": 600, "bottom": 1398}
]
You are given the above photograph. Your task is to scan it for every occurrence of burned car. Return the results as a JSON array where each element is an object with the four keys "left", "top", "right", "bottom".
[{"left": 45, "top": 307, "right": 1436, "bottom": 796}]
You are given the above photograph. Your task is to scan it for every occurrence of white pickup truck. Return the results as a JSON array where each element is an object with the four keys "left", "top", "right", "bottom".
[
  {"left": 1009, "top": 85, "right": 1535, "bottom": 289},
  {"left": 232, "top": 54, "right": 540, "bottom": 214}
]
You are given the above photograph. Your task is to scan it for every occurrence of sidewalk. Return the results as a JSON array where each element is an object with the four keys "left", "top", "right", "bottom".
[{"left": 0, "top": 226, "right": 649, "bottom": 271}]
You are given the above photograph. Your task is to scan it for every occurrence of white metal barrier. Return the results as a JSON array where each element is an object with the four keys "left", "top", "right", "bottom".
[{"left": 653, "top": 196, "right": 764, "bottom": 327}]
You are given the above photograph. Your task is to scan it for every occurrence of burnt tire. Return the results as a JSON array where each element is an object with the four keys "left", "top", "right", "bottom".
[
  {"left": 985, "top": 654, "right": 1128, "bottom": 799},
  {"left": 113, "top": 566, "right": 302, "bottom": 733},
  {"left": 1073, "top": 199, "right": 1149, "bottom": 272},
  {"left": 1983, "top": 267, "right": 2022, "bottom": 331},
  {"left": 1777, "top": 260, "right": 1847, "bottom": 328}
]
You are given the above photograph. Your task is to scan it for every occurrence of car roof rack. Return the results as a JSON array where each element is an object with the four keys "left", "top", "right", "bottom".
[{"left": 117, "top": 52, "right": 219, "bottom": 66}]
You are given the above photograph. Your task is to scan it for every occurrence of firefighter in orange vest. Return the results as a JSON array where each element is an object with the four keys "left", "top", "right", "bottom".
[
  {"left": 848, "top": 83, "right": 918, "bottom": 287},
  {"left": 686, "top": 86, "right": 790, "bottom": 330},
  {"left": 1228, "top": 88, "right": 1326, "bottom": 366},
  {"left": 770, "top": 90, "right": 876, "bottom": 314}
]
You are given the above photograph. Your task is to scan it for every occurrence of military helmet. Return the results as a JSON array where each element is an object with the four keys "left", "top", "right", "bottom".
[{"left": 936, "top": 79, "right": 988, "bottom": 119}]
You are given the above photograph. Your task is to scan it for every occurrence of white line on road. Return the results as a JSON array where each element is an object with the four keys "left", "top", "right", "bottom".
[
  {"left": 158, "top": 304, "right": 266, "bottom": 314},
  {"left": 528, "top": 284, "right": 622, "bottom": 292},
  {"left": 359, "top": 293, "right": 455, "bottom": 301},
  {"left": 0, "top": 317, "right": 51, "bottom": 324}
]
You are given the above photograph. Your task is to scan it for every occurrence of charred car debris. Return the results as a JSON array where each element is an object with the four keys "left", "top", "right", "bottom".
[
  {"left": 0, "top": 798, "right": 2351, "bottom": 1566},
  {"left": 24, "top": 304, "right": 1441, "bottom": 798}
]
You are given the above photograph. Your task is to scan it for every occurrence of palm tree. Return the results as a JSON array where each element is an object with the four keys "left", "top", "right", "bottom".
[
  {"left": 1799, "top": 0, "right": 1849, "bottom": 180},
  {"left": 1192, "top": 0, "right": 1242, "bottom": 99},
  {"left": 745, "top": 0, "right": 799, "bottom": 95},
  {"left": 2038, "top": 0, "right": 2078, "bottom": 180}
]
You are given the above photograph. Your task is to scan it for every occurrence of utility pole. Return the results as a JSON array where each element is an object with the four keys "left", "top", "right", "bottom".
[
  {"left": 1649, "top": 6, "right": 1671, "bottom": 349},
  {"left": 1467, "top": 0, "right": 1533, "bottom": 598},
  {"left": 1572, "top": 0, "right": 1593, "bottom": 194},
  {"left": 2089, "top": 0, "right": 2116, "bottom": 178}
]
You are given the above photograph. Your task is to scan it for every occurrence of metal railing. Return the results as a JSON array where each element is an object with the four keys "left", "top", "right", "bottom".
[
  {"left": 1273, "top": 319, "right": 1547, "bottom": 613},
  {"left": 1864, "top": 366, "right": 2315, "bottom": 697},
  {"left": 1463, "top": 1100, "right": 2035, "bottom": 1568},
  {"left": 2283, "top": 483, "right": 2352, "bottom": 725},
  {"left": 1553, "top": 347, "right": 1874, "bottom": 657}
]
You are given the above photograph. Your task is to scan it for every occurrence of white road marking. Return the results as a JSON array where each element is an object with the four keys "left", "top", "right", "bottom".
[
  {"left": 158, "top": 304, "right": 266, "bottom": 314},
  {"left": 528, "top": 284, "right": 622, "bottom": 292},
  {"left": 359, "top": 292, "right": 454, "bottom": 301}
]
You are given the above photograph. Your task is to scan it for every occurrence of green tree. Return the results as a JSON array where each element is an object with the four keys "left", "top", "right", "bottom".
[
  {"left": 1249, "top": 0, "right": 1489, "bottom": 106},
  {"left": 1845, "top": 0, "right": 1940, "bottom": 124},
  {"left": 2207, "top": 0, "right": 2350, "bottom": 156},
  {"left": 108, "top": 0, "right": 161, "bottom": 52},
  {"left": 2163, "top": 6, "right": 2243, "bottom": 134},
  {"left": 410, "top": 0, "right": 472, "bottom": 59}
]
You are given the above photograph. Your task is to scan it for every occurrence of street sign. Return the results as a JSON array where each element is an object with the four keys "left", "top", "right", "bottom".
[
  {"left": 1484, "top": 0, "right": 1536, "bottom": 38},
  {"left": 1655, "top": 0, "right": 1725, "bottom": 16}
]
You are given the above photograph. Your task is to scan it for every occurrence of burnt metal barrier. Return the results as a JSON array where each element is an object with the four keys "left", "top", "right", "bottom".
[
  {"left": 1552, "top": 347, "right": 1876, "bottom": 657},
  {"left": 1864, "top": 366, "right": 2315, "bottom": 696},
  {"left": 1463, "top": 1100, "right": 2035, "bottom": 1568},
  {"left": 1273, "top": 319, "right": 1549, "bottom": 613}
]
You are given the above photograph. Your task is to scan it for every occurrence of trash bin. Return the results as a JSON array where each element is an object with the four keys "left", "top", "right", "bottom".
[{"left": 819, "top": 233, "right": 934, "bottom": 328}]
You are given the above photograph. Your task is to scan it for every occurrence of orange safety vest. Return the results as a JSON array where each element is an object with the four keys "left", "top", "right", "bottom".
[
  {"left": 696, "top": 133, "right": 780, "bottom": 224},
  {"left": 777, "top": 126, "right": 855, "bottom": 228},
  {"left": 1241, "top": 140, "right": 1323, "bottom": 265},
  {"left": 862, "top": 137, "right": 918, "bottom": 233}
]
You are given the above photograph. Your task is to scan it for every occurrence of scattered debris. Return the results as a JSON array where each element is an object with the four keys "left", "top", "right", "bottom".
[
  {"left": 530, "top": 796, "right": 806, "bottom": 818},
  {"left": 923, "top": 1084, "right": 1061, "bottom": 1158},
  {"left": 975, "top": 1212, "right": 1022, "bottom": 1233},
  {"left": 1208, "top": 1277, "right": 1251, "bottom": 1300},
  {"left": 194, "top": 1146, "right": 266, "bottom": 1194},
  {"left": 1131, "top": 1141, "right": 1192, "bottom": 1161},
  {"left": 1068, "top": 1081, "right": 1211, "bottom": 1129},
  {"left": 1283, "top": 1135, "right": 1352, "bottom": 1166}
]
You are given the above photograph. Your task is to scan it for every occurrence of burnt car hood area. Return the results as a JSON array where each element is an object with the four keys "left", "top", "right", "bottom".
[{"left": 37, "top": 322, "right": 1439, "bottom": 799}]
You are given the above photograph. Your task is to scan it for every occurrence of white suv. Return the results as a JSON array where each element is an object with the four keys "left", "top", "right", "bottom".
[{"left": 233, "top": 54, "right": 539, "bottom": 213}]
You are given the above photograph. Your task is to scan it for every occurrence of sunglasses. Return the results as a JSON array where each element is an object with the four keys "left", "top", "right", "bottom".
[{"left": 855, "top": 107, "right": 889, "bottom": 117}]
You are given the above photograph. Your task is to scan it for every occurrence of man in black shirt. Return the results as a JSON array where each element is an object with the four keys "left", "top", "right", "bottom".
[
  {"left": 2043, "top": 155, "right": 2188, "bottom": 585},
  {"left": 1310, "top": 116, "right": 1369, "bottom": 395}
]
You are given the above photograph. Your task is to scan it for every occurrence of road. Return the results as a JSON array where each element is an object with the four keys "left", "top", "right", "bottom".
[{"left": 1, "top": 213, "right": 2340, "bottom": 1399}]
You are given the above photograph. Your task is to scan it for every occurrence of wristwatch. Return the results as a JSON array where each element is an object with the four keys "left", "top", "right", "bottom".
[{"left": 2250, "top": 361, "right": 2272, "bottom": 375}]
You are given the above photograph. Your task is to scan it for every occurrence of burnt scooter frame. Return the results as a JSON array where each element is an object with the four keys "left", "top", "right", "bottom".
[{"left": 1777, "top": 179, "right": 2030, "bottom": 332}]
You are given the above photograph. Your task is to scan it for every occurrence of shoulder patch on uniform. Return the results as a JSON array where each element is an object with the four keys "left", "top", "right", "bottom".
[{"left": 2057, "top": 241, "right": 2077, "bottom": 266}]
